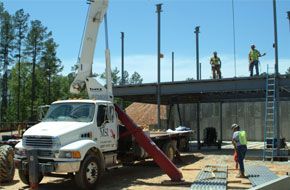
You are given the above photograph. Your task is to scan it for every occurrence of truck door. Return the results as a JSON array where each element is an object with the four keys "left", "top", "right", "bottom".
[{"left": 96, "top": 104, "right": 117, "bottom": 151}]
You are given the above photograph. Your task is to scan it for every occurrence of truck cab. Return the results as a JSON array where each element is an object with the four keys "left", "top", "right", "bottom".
[{"left": 14, "top": 99, "right": 119, "bottom": 189}]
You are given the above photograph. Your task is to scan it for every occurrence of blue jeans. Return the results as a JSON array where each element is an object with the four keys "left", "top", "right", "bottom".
[
  {"left": 249, "top": 60, "right": 259, "bottom": 76},
  {"left": 237, "top": 145, "right": 247, "bottom": 173}
]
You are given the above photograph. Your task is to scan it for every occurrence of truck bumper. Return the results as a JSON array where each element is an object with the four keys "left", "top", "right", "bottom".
[{"left": 14, "top": 158, "right": 80, "bottom": 173}]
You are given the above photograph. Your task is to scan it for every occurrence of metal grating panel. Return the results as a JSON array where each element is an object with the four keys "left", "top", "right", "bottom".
[
  {"left": 245, "top": 165, "right": 278, "bottom": 187},
  {"left": 191, "top": 165, "right": 227, "bottom": 190}
]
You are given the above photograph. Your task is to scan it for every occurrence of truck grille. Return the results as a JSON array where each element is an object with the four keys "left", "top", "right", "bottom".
[{"left": 23, "top": 136, "right": 55, "bottom": 148}]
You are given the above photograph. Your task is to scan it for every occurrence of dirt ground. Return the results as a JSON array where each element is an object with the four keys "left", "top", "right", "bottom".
[{"left": 1, "top": 150, "right": 290, "bottom": 190}]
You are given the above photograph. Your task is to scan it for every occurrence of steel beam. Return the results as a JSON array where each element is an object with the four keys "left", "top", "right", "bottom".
[{"left": 113, "top": 76, "right": 290, "bottom": 104}]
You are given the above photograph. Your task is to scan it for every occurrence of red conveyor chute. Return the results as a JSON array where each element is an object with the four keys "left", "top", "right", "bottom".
[{"left": 114, "top": 104, "right": 183, "bottom": 181}]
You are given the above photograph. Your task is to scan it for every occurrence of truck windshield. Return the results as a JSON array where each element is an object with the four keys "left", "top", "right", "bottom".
[{"left": 43, "top": 103, "right": 95, "bottom": 122}]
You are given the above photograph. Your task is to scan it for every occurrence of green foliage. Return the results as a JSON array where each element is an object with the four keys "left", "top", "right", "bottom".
[
  {"left": 13, "top": 8, "right": 29, "bottom": 121},
  {"left": 0, "top": 10, "right": 14, "bottom": 122},
  {"left": 130, "top": 71, "right": 143, "bottom": 84},
  {"left": 14, "top": 9, "right": 29, "bottom": 57},
  {"left": 100, "top": 68, "right": 143, "bottom": 86},
  {"left": 0, "top": 4, "right": 144, "bottom": 122},
  {"left": 100, "top": 67, "right": 121, "bottom": 85},
  {"left": 25, "top": 19, "right": 51, "bottom": 120},
  {"left": 39, "top": 38, "right": 63, "bottom": 104},
  {"left": 122, "top": 70, "right": 129, "bottom": 85},
  {"left": 286, "top": 67, "right": 290, "bottom": 76},
  {"left": 0, "top": 4, "right": 68, "bottom": 122},
  {"left": 186, "top": 77, "right": 195, "bottom": 81},
  {"left": 0, "top": 2, "right": 4, "bottom": 14}
]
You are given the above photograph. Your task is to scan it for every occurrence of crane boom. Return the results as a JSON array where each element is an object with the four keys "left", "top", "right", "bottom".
[{"left": 70, "top": 0, "right": 113, "bottom": 101}]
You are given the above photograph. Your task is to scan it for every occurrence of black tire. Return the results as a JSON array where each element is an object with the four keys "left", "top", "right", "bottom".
[
  {"left": 178, "top": 138, "right": 189, "bottom": 152},
  {"left": 0, "top": 145, "right": 15, "bottom": 183},
  {"left": 75, "top": 154, "right": 103, "bottom": 190},
  {"left": 162, "top": 141, "right": 175, "bottom": 161},
  {"left": 18, "top": 169, "right": 43, "bottom": 185}
]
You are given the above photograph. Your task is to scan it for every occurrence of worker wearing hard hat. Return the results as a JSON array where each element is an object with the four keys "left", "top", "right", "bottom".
[
  {"left": 231, "top": 123, "right": 248, "bottom": 178},
  {"left": 248, "top": 45, "right": 266, "bottom": 77},
  {"left": 210, "top": 52, "right": 222, "bottom": 79}
]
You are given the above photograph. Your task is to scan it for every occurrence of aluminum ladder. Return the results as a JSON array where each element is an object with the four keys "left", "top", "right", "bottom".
[{"left": 263, "top": 65, "right": 277, "bottom": 161}]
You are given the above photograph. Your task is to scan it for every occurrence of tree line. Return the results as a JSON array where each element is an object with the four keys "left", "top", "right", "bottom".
[{"left": 0, "top": 3, "right": 142, "bottom": 123}]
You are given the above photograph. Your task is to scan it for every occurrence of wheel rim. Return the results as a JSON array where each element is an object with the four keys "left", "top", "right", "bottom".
[{"left": 86, "top": 161, "right": 98, "bottom": 184}]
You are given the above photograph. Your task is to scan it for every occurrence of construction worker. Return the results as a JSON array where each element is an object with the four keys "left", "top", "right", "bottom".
[
  {"left": 231, "top": 123, "right": 247, "bottom": 178},
  {"left": 248, "top": 45, "right": 266, "bottom": 76},
  {"left": 210, "top": 52, "right": 222, "bottom": 79}
]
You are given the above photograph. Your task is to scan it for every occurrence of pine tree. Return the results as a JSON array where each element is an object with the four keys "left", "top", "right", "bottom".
[
  {"left": 121, "top": 70, "right": 129, "bottom": 85},
  {"left": 0, "top": 11, "right": 15, "bottom": 122},
  {"left": 25, "top": 20, "right": 50, "bottom": 121},
  {"left": 40, "top": 38, "right": 62, "bottom": 104},
  {"left": 13, "top": 9, "right": 29, "bottom": 121},
  {"left": 100, "top": 67, "right": 121, "bottom": 85},
  {"left": 130, "top": 71, "right": 143, "bottom": 84}
]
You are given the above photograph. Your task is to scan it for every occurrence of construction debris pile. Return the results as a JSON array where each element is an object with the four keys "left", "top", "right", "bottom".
[{"left": 125, "top": 102, "right": 167, "bottom": 129}]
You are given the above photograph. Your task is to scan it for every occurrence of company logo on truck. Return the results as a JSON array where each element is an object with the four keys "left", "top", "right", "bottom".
[{"left": 100, "top": 127, "right": 108, "bottom": 137}]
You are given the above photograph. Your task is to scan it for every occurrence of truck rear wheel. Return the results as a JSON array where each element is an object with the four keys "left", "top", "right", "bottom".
[
  {"left": 0, "top": 145, "right": 15, "bottom": 183},
  {"left": 75, "top": 154, "right": 103, "bottom": 190},
  {"left": 18, "top": 169, "right": 43, "bottom": 185},
  {"left": 178, "top": 138, "right": 189, "bottom": 152},
  {"left": 162, "top": 141, "right": 175, "bottom": 161}
]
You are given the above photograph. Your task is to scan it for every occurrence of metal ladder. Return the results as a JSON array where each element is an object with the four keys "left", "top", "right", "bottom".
[{"left": 263, "top": 65, "right": 277, "bottom": 161}]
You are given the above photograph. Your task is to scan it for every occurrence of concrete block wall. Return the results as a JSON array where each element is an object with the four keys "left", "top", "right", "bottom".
[{"left": 168, "top": 101, "right": 290, "bottom": 141}]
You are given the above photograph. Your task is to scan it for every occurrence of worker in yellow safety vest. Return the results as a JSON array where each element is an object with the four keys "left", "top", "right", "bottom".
[
  {"left": 231, "top": 123, "right": 247, "bottom": 178},
  {"left": 248, "top": 45, "right": 266, "bottom": 77},
  {"left": 210, "top": 52, "right": 222, "bottom": 79}
]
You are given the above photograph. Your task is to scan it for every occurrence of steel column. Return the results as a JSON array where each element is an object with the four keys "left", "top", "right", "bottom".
[
  {"left": 167, "top": 104, "right": 173, "bottom": 130},
  {"left": 156, "top": 4, "right": 162, "bottom": 129},
  {"left": 120, "top": 32, "right": 125, "bottom": 109},
  {"left": 172, "top": 52, "right": 174, "bottom": 82},
  {"left": 273, "top": 0, "right": 280, "bottom": 150},
  {"left": 195, "top": 26, "right": 200, "bottom": 80},
  {"left": 121, "top": 32, "right": 124, "bottom": 85},
  {"left": 220, "top": 102, "right": 223, "bottom": 144},
  {"left": 177, "top": 103, "right": 182, "bottom": 126},
  {"left": 197, "top": 102, "right": 200, "bottom": 149}
]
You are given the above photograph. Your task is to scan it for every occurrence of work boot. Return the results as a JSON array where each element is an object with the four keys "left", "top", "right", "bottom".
[{"left": 236, "top": 172, "right": 247, "bottom": 178}]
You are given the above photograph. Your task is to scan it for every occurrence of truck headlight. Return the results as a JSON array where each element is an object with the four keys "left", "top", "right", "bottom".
[{"left": 60, "top": 151, "right": 81, "bottom": 159}]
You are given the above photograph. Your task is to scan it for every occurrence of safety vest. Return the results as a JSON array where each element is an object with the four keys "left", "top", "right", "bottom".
[
  {"left": 210, "top": 56, "right": 221, "bottom": 66},
  {"left": 249, "top": 49, "right": 260, "bottom": 61},
  {"left": 239, "top": 131, "right": 247, "bottom": 145}
]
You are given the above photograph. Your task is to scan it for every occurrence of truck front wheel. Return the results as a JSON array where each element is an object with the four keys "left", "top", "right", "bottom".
[
  {"left": 75, "top": 154, "right": 102, "bottom": 190},
  {"left": 18, "top": 169, "right": 43, "bottom": 185},
  {"left": 0, "top": 145, "right": 15, "bottom": 183}
]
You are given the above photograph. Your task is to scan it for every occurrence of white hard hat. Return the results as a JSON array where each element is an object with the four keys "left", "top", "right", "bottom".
[{"left": 231, "top": 123, "right": 239, "bottom": 130}]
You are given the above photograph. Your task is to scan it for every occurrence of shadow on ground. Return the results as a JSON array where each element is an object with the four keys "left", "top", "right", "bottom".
[{"left": 12, "top": 153, "right": 202, "bottom": 190}]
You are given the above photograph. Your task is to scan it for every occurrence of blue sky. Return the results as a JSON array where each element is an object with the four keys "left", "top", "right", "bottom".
[{"left": 3, "top": 0, "right": 290, "bottom": 82}]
